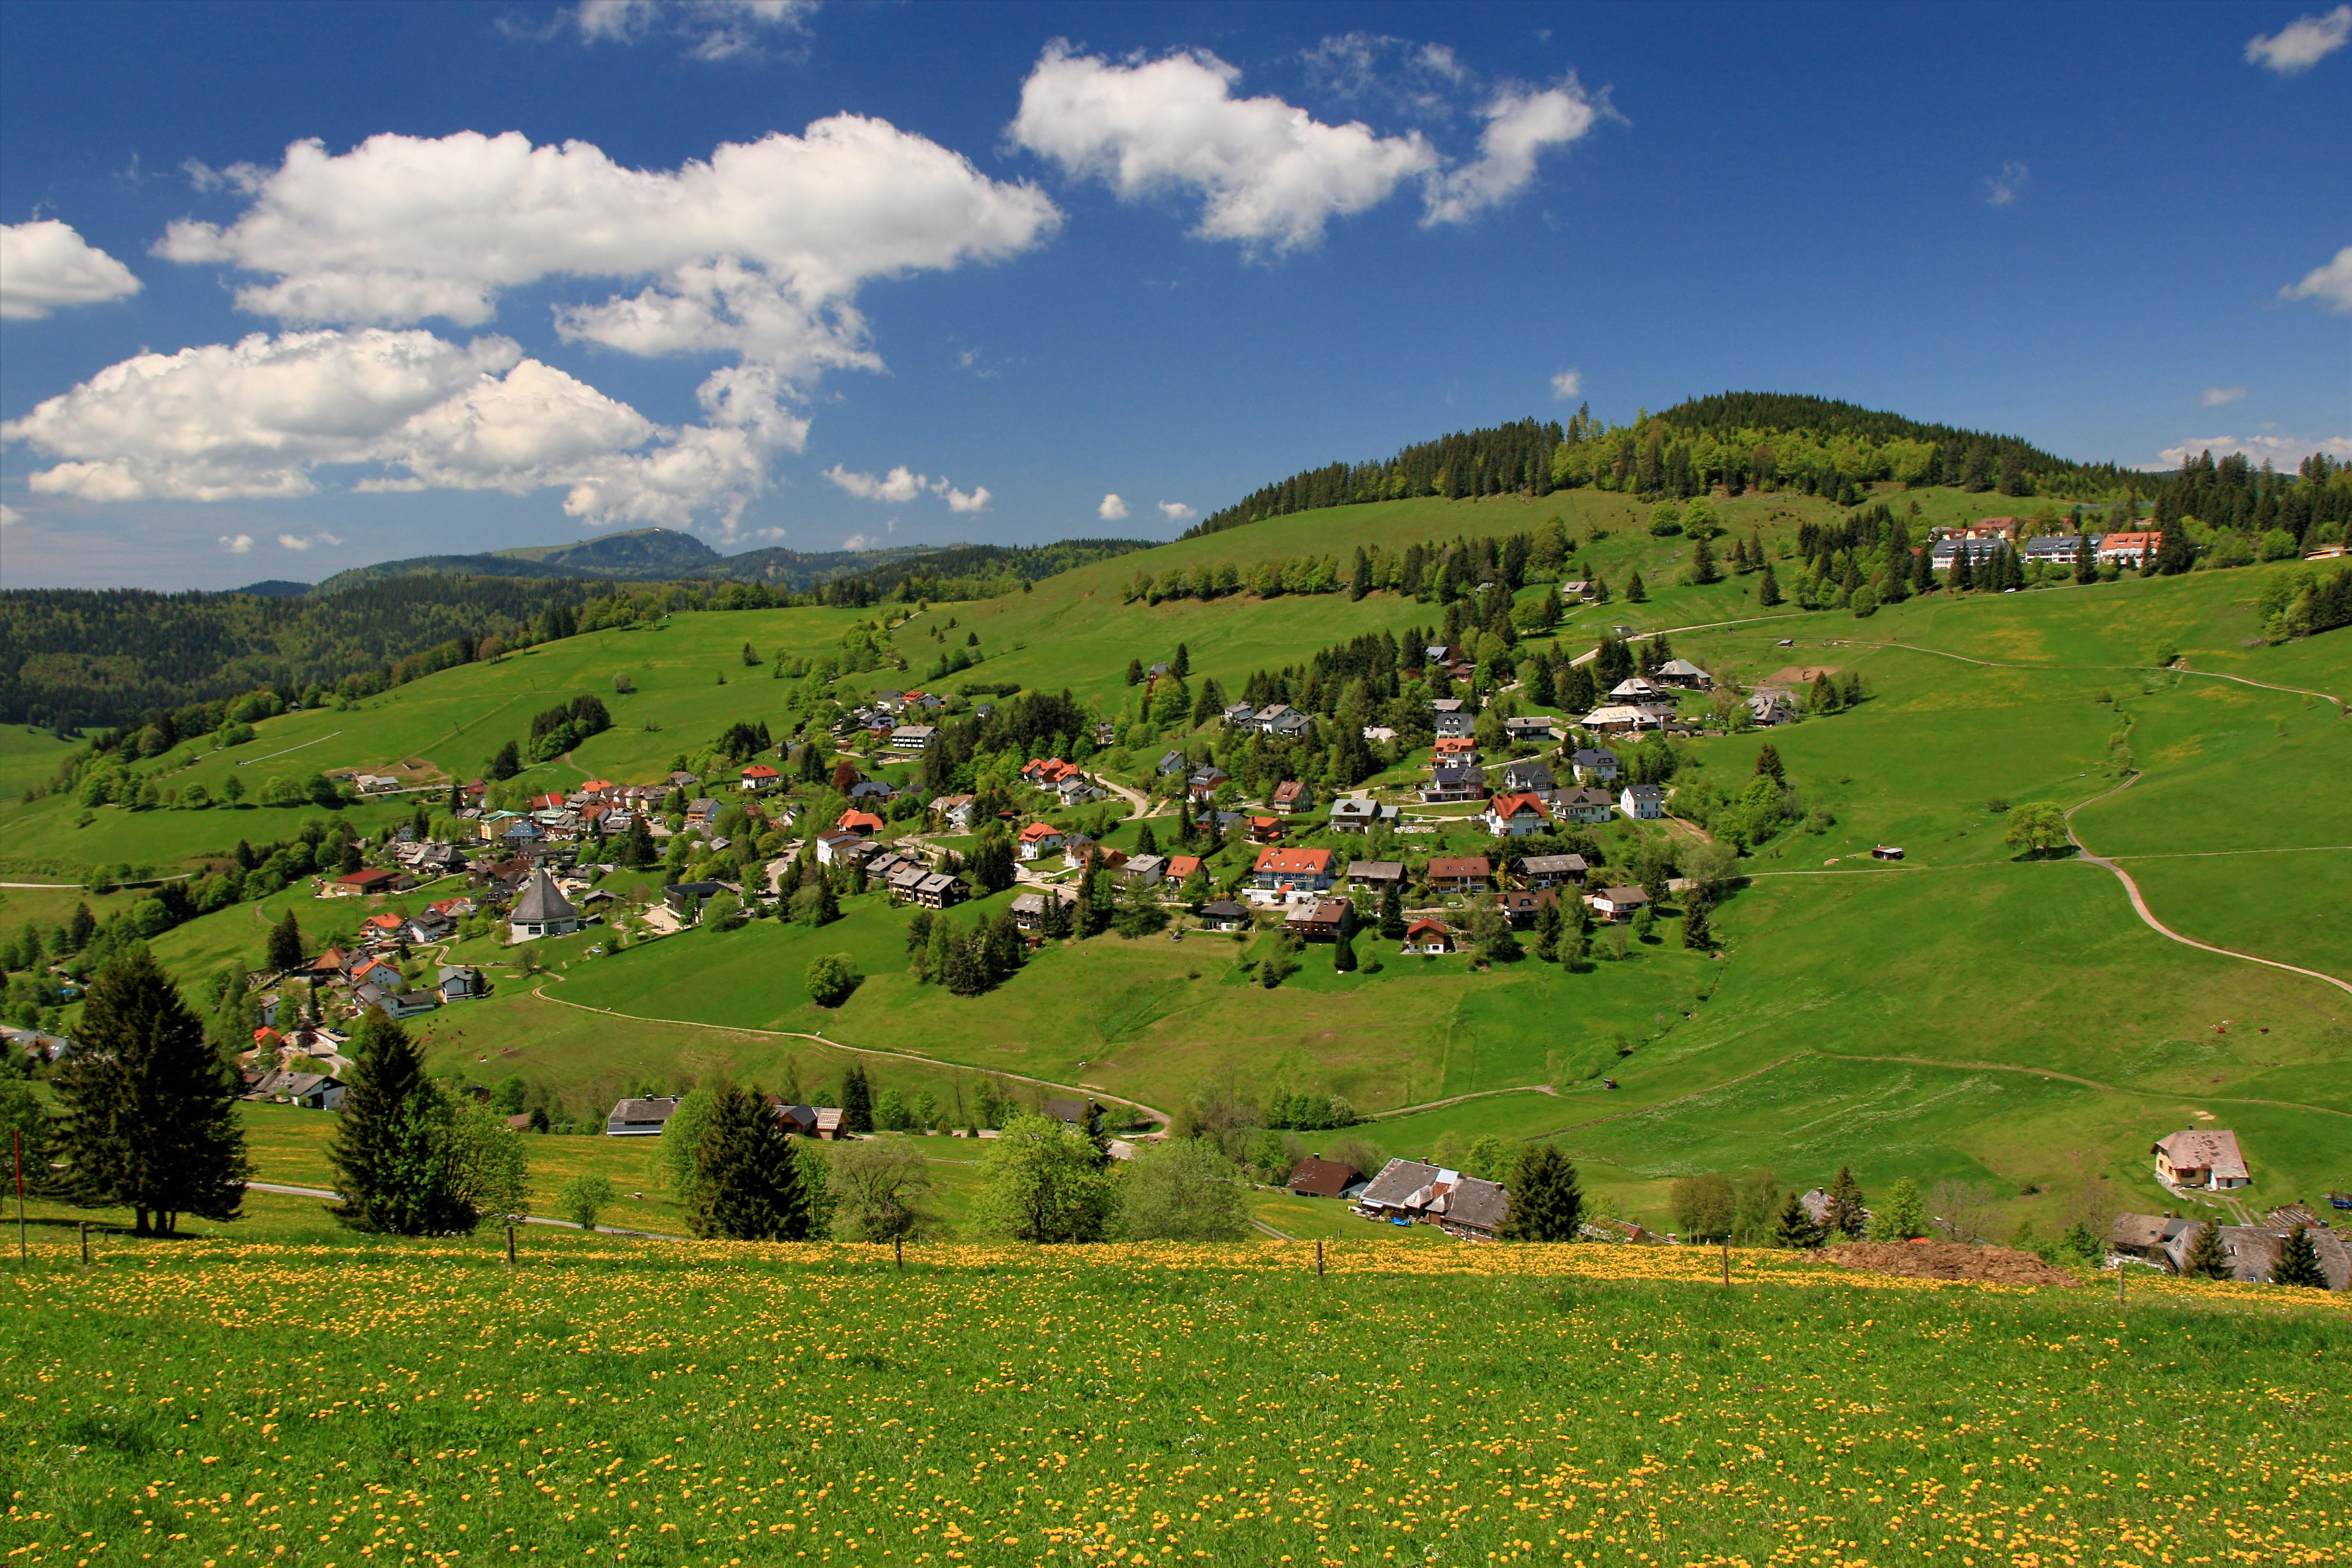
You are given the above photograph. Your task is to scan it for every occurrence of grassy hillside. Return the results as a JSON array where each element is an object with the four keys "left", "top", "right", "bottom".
[
  {"left": 5, "top": 1222, "right": 2346, "bottom": 1568},
  {"left": 3, "top": 501, "right": 2347, "bottom": 1240}
]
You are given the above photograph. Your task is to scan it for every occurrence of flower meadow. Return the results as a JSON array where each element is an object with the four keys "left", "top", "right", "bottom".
[{"left": 4, "top": 1231, "right": 2346, "bottom": 1568}]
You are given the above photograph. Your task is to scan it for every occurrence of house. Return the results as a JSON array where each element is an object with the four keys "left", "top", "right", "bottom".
[
  {"left": 1432, "top": 709, "right": 1476, "bottom": 740},
  {"left": 1871, "top": 845, "right": 1906, "bottom": 861},
  {"left": 327, "top": 867, "right": 401, "bottom": 897},
  {"left": 1357, "top": 1158, "right": 1510, "bottom": 1240},
  {"left": 606, "top": 1096, "right": 681, "bottom": 1136},
  {"left": 1610, "top": 676, "right": 1664, "bottom": 702},
  {"left": 888, "top": 724, "right": 937, "bottom": 753},
  {"left": 1346, "top": 860, "right": 1406, "bottom": 894},
  {"left": 664, "top": 880, "right": 728, "bottom": 916},
  {"left": 1483, "top": 792, "right": 1550, "bottom": 838},
  {"left": 2106, "top": 1213, "right": 2198, "bottom": 1265},
  {"left": 1619, "top": 783, "right": 1667, "bottom": 820},
  {"left": 1164, "top": 854, "right": 1202, "bottom": 885},
  {"left": 1499, "top": 889, "right": 1554, "bottom": 927},
  {"left": 1425, "top": 856, "right": 1492, "bottom": 894},
  {"left": 380, "top": 990, "right": 440, "bottom": 1021},
  {"left": 913, "top": 873, "right": 966, "bottom": 910},
  {"left": 2098, "top": 530, "right": 2162, "bottom": 568},
  {"left": 1186, "top": 765, "right": 1232, "bottom": 803},
  {"left": 1503, "top": 715, "right": 1556, "bottom": 744},
  {"left": 1273, "top": 780, "right": 1311, "bottom": 814},
  {"left": 846, "top": 780, "right": 896, "bottom": 803},
  {"left": 815, "top": 830, "right": 866, "bottom": 865},
  {"left": 1585, "top": 885, "right": 1651, "bottom": 922},
  {"left": 929, "top": 794, "right": 977, "bottom": 831},
  {"left": 2161, "top": 1222, "right": 2351, "bottom": 1290},
  {"left": 1285, "top": 899, "right": 1353, "bottom": 941},
  {"left": 1199, "top": 899, "right": 1250, "bottom": 931},
  {"left": 1250, "top": 845, "right": 1336, "bottom": 895},
  {"left": 1421, "top": 765, "right": 1487, "bottom": 804},
  {"left": 1221, "top": 702, "right": 1256, "bottom": 728},
  {"left": 1501, "top": 760, "right": 1556, "bottom": 798},
  {"left": 1121, "top": 853, "right": 1167, "bottom": 888},
  {"left": 1156, "top": 749, "right": 1188, "bottom": 775},
  {"left": 1582, "top": 704, "right": 1665, "bottom": 735},
  {"left": 1010, "top": 890, "right": 1051, "bottom": 931},
  {"left": 1256, "top": 704, "right": 1311, "bottom": 738},
  {"left": 1401, "top": 919, "right": 1455, "bottom": 955},
  {"left": 437, "top": 965, "right": 484, "bottom": 1001},
  {"left": 1244, "top": 815, "right": 1286, "bottom": 845},
  {"left": 667, "top": 770, "right": 700, "bottom": 789},
  {"left": 1432, "top": 736, "right": 1479, "bottom": 762},
  {"left": 1746, "top": 689, "right": 1798, "bottom": 726},
  {"left": 885, "top": 863, "right": 931, "bottom": 902},
  {"left": 1652, "top": 658, "right": 1712, "bottom": 689},
  {"left": 773, "top": 1103, "right": 850, "bottom": 1140},
  {"left": 1518, "top": 853, "right": 1589, "bottom": 887},
  {"left": 361, "top": 910, "right": 405, "bottom": 940},
  {"left": 402, "top": 913, "right": 453, "bottom": 946},
  {"left": 685, "top": 797, "right": 723, "bottom": 828},
  {"left": 1093, "top": 721, "right": 1119, "bottom": 746},
  {"left": 2153, "top": 1128, "right": 2251, "bottom": 1190},
  {"left": 509, "top": 870, "right": 582, "bottom": 943},
  {"left": 246, "top": 1070, "right": 345, "bottom": 1110},
  {"left": 1042, "top": 1097, "right": 1097, "bottom": 1127},
  {"left": 1056, "top": 774, "right": 1105, "bottom": 808},
  {"left": 836, "top": 808, "right": 885, "bottom": 837},
  {"left": 1287, "top": 1157, "right": 1358, "bottom": 1198},
  {"left": 1560, "top": 579, "right": 1596, "bottom": 603},
  {"left": 1327, "top": 796, "right": 1400, "bottom": 833},
  {"left": 1568, "top": 747, "right": 1619, "bottom": 783},
  {"left": 1021, "top": 757, "right": 1081, "bottom": 787},
  {"left": 739, "top": 763, "right": 781, "bottom": 793},
  {"left": 1017, "top": 822, "right": 1065, "bottom": 861}
]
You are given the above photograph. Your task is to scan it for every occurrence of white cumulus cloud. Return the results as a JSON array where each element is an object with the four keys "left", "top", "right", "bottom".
[
  {"left": 141, "top": 120, "right": 1058, "bottom": 523},
  {"left": 824, "top": 463, "right": 929, "bottom": 502},
  {"left": 0, "top": 328, "right": 689, "bottom": 516},
  {"left": 938, "top": 481, "right": 991, "bottom": 513},
  {"left": 1010, "top": 43, "right": 1439, "bottom": 251},
  {"left": 572, "top": 0, "right": 817, "bottom": 61},
  {"left": 2154, "top": 431, "right": 2352, "bottom": 469},
  {"left": 2200, "top": 385, "right": 2250, "bottom": 407},
  {"left": 1550, "top": 368, "right": 1583, "bottom": 401},
  {"left": 1098, "top": 493, "right": 1130, "bottom": 521},
  {"left": 1157, "top": 500, "right": 1195, "bottom": 522},
  {"left": 2245, "top": 6, "right": 2351, "bottom": 72},
  {"left": 1, "top": 220, "right": 143, "bottom": 319},
  {"left": 1985, "top": 161, "right": 2030, "bottom": 207},
  {"left": 2279, "top": 245, "right": 2352, "bottom": 312},
  {"left": 1422, "top": 80, "right": 1600, "bottom": 225},
  {"left": 276, "top": 531, "right": 344, "bottom": 551},
  {"left": 219, "top": 534, "right": 253, "bottom": 554}
]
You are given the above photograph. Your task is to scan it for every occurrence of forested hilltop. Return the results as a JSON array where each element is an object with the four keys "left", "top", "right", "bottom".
[
  {"left": 1, "top": 538, "right": 1148, "bottom": 731},
  {"left": 1182, "top": 393, "right": 2352, "bottom": 536}
]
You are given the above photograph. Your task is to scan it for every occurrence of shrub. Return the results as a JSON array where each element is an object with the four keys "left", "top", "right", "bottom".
[{"left": 806, "top": 953, "right": 861, "bottom": 1008}]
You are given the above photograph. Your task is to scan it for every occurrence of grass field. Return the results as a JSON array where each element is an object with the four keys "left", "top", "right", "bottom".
[{"left": 3, "top": 1224, "right": 2345, "bottom": 1568}]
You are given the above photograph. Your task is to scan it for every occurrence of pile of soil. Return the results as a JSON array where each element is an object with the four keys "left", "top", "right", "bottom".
[{"left": 1822, "top": 1240, "right": 2085, "bottom": 1287}]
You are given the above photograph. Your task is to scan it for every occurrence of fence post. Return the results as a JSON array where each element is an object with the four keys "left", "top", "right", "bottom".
[
  {"left": 505, "top": 1223, "right": 517, "bottom": 1268},
  {"left": 1721, "top": 1240, "right": 1730, "bottom": 1286},
  {"left": 80, "top": 1222, "right": 89, "bottom": 1266},
  {"left": 895, "top": 1234, "right": 904, "bottom": 1272},
  {"left": 1316, "top": 1239, "right": 1324, "bottom": 1278},
  {"left": 2117, "top": 1265, "right": 2126, "bottom": 1307}
]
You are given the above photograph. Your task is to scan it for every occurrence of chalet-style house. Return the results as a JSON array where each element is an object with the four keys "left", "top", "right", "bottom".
[
  {"left": 1285, "top": 899, "right": 1354, "bottom": 942},
  {"left": 1273, "top": 780, "right": 1311, "bottom": 814},
  {"left": 1482, "top": 792, "right": 1550, "bottom": 838},
  {"left": 1518, "top": 853, "right": 1588, "bottom": 887},
  {"left": 1286, "top": 1158, "right": 1360, "bottom": 1198},
  {"left": 1401, "top": 919, "right": 1454, "bottom": 956},
  {"left": 739, "top": 763, "right": 780, "bottom": 793},
  {"left": 1345, "top": 860, "right": 1407, "bottom": 894},
  {"left": 1747, "top": 689, "right": 1798, "bottom": 726},
  {"left": 606, "top": 1096, "right": 680, "bottom": 1136},
  {"left": 1652, "top": 658, "right": 1712, "bottom": 689},
  {"left": 1018, "top": 822, "right": 1065, "bottom": 861},
  {"left": 1500, "top": 760, "right": 1556, "bottom": 799},
  {"left": 1552, "top": 786, "right": 1617, "bottom": 825},
  {"left": 1568, "top": 747, "right": 1619, "bottom": 783},
  {"left": 1251, "top": 845, "right": 1335, "bottom": 899},
  {"left": 1357, "top": 1159, "right": 1510, "bottom": 1240},
  {"left": 2153, "top": 1128, "right": 2251, "bottom": 1190},
  {"left": 1503, "top": 715, "right": 1556, "bottom": 744},
  {"left": 1425, "top": 856, "right": 1491, "bottom": 894},
  {"left": 1585, "top": 885, "right": 1651, "bottom": 922},
  {"left": 1422, "top": 765, "right": 1487, "bottom": 804}
]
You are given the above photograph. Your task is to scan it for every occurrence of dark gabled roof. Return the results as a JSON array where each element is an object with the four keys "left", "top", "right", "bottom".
[
  {"left": 1200, "top": 899, "right": 1248, "bottom": 919},
  {"left": 510, "top": 869, "right": 578, "bottom": 924},
  {"left": 1288, "top": 1158, "right": 1356, "bottom": 1197},
  {"left": 1520, "top": 853, "right": 1587, "bottom": 875}
]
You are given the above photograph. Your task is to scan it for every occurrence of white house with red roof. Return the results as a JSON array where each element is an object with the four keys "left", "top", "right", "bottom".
[
  {"left": 1018, "top": 821, "right": 1066, "bottom": 861},
  {"left": 1249, "top": 845, "right": 1335, "bottom": 902},
  {"left": 1482, "top": 792, "right": 1550, "bottom": 838},
  {"left": 739, "top": 763, "right": 781, "bottom": 793},
  {"left": 2153, "top": 1128, "right": 2250, "bottom": 1191}
]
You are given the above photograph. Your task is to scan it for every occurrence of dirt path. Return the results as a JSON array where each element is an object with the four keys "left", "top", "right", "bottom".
[
  {"left": 1815, "top": 1052, "right": 2352, "bottom": 1122},
  {"left": 2063, "top": 774, "right": 2352, "bottom": 998},
  {"left": 1367, "top": 1083, "right": 1560, "bottom": 1121},
  {"left": 530, "top": 977, "right": 1174, "bottom": 1128},
  {"left": 2171, "top": 662, "right": 2345, "bottom": 713}
]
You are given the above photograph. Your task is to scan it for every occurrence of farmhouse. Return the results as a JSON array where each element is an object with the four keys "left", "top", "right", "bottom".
[
  {"left": 1747, "top": 689, "right": 1798, "bottom": 726},
  {"left": 1582, "top": 704, "right": 1664, "bottom": 735},
  {"left": 2160, "top": 1222, "right": 2351, "bottom": 1289},
  {"left": 1286, "top": 1158, "right": 1359, "bottom": 1198},
  {"left": 2106, "top": 1213, "right": 2196, "bottom": 1265},
  {"left": 1652, "top": 658, "right": 1712, "bottom": 689},
  {"left": 1518, "top": 853, "right": 1588, "bottom": 887},
  {"left": 1400, "top": 919, "right": 1454, "bottom": 956},
  {"left": 606, "top": 1096, "right": 680, "bottom": 1136},
  {"left": 1357, "top": 1158, "right": 1510, "bottom": 1240},
  {"left": 2153, "top": 1128, "right": 2250, "bottom": 1190},
  {"left": 1585, "top": 885, "right": 1651, "bottom": 922},
  {"left": 1425, "top": 856, "right": 1491, "bottom": 893}
]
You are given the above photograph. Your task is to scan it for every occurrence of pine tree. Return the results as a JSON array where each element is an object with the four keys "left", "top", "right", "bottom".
[
  {"left": 1755, "top": 743, "right": 1785, "bottom": 784},
  {"left": 1823, "top": 1166, "right": 1866, "bottom": 1239},
  {"left": 1624, "top": 571, "right": 1647, "bottom": 603},
  {"left": 1951, "top": 546, "right": 1974, "bottom": 592},
  {"left": 839, "top": 1064, "right": 875, "bottom": 1135},
  {"left": 1912, "top": 538, "right": 1935, "bottom": 594},
  {"left": 1498, "top": 1142, "right": 1583, "bottom": 1241},
  {"left": 1532, "top": 896, "right": 1562, "bottom": 962},
  {"left": 1332, "top": 928, "right": 1357, "bottom": 972},
  {"left": 1688, "top": 535, "right": 1720, "bottom": 585},
  {"left": 328, "top": 1008, "right": 470, "bottom": 1235},
  {"left": 2074, "top": 533, "right": 2098, "bottom": 584},
  {"left": 2181, "top": 1220, "right": 2233, "bottom": 1280},
  {"left": 1681, "top": 894, "right": 1713, "bottom": 951},
  {"left": 52, "top": 950, "right": 249, "bottom": 1236},
  {"left": 1772, "top": 1190, "right": 1824, "bottom": 1249},
  {"left": 267, "top": 911, "right": 305, "bottom": 973},
  {"left": 1379, "top": 878, "right": 1406, "bottom": 939},
  {"left": 2270, "top": 1224, "right": 2328, "bottom": 1288},
  {"left": 689, "top": 1081, "right": 810, "bottom": 1240},
  {"left": 1757, "top": 561, "right": 1782, "bottom": 607}
]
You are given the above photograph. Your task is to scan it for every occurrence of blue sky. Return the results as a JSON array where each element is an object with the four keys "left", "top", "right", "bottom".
[{"left": 2, "top": 0, "right": 2346, "bottom": 589}]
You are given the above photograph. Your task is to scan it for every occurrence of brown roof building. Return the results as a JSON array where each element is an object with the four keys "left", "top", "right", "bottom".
[{"left": 1286, "top": 1157, "right": 1357, "bottom": 1198}]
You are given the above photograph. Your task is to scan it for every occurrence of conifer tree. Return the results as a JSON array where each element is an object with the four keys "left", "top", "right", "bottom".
[
  {"left": 1498, "top": 1142, "right": 1583, "bottom": 1241},
  {"left": 266, "top": 911, "right": 305, "bottom": 973},
  {"left": 1912, "top": 539, "right": 1935, "bottom": 594},
  {"left": 2270, "top": 1224, "right": 2327, "bottom": 1288},
  {"left": 1757, "top": 561, "right": 1782, "bottom": 607},
  {"left": 1624, "top": 571, "right": 1647, "bottom": 603},
  {"left": 1332, "top": 928, "right": 1357, "bottom": 973},
  {"left": 53, "top": 950, "right": 248, "bottom": 1236},
  {"left": 1681, "top": 894, "right": 1713, "bottom": 951},
  {"left": 2074, "top": 533, "right": 2098, "bottom": 584},
  {"left": 2181, "top": 1220, "right": 2233, "bottom": 1280},
  {"left": 328, "top": 1009, "right": 470, "bottom": 1235},
  {"left": 1823, "top": 1165, "right": 1867, "bottom": 1239},
  {"left": 1755, "top": 743, "right": 1785, "bottom": 784},
  {"left": 689, "top": 1081, "right": 810, "bottom": 1241},
  {"left": 1379, "top": 878, "right": 1405, "bottom": 940},
  {"left": 1951, "top": 547, "right": 1974, "bottom": 592},
  {"left": 1532, "top": 896, "right": 1562, "bottom": 962},
  {"left": 1772, "top": 1190, "right": 1824, "bottom": 1249},
  {"left": 839, "top": 1063, "right": 875, "bottom": 1135}
]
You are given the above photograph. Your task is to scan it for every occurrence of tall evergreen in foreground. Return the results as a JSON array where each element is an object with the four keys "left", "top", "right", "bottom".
[
  {"left": 1822, "top": 1166, "right": 1867, "bottom": 1239},
  {"left": 329, "top": 1009, "right": 472, "bottom": 1235},
  {"left": 689, "top": 1081, "right": 810, "bottom": 1241},
  {"left": 839, "top": 1063, "right": 876, "bottom": 1136},
  {"left": 1773, "top": 1191, "right": 1824, "bottom": 1249},
  {"left": 2181, "top": 1221, "right": 2233, "bottom": 1280},
  {"left": 1499, "top": 1143, "right": 1583, "bottom": 1241},
  {"left": 2269, "top": 1225, "right": 2326, "bottom": 1289},
  {"left": 53, "top": 949, "right": 248, "bottom": 1236}
]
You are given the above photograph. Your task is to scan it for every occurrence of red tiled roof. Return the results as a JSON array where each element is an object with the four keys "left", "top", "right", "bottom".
[
  {"left": 1020, "top": 821, "right": 1063, "bottom": 842},
  {"left": 741, "top": 764, "right": 779, "bottom": 779},
  {"left": 1488, "top": 792, "right": 1546, "bottom": 819},
  {"left": 1253, "top": 846, "right": 1332, "bottom": 876}
]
